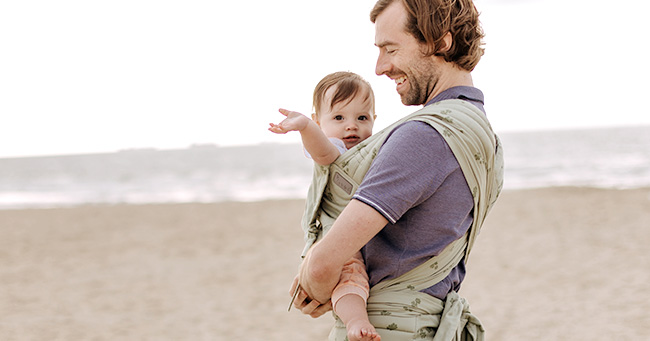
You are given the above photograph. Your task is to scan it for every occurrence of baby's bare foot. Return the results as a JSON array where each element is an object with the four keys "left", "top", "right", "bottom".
[
  {"left": 347, "top": 322, "right": 381, "bottom": 341},
  {"left": 359, "top": 327, "right": 381, "bottom": 341}
]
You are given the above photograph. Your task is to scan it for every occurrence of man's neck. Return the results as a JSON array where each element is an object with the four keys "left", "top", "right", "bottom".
[{"left": 426, "top": 66, "right": 473, "bottom": 104}]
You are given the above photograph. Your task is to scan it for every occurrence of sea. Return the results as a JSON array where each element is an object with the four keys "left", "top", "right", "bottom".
[{"left": 1, "top": 125, "right": 649, "bottom": 210}]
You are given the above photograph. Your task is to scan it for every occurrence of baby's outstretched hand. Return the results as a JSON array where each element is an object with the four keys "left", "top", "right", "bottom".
[{"left": 268, "top": 108, "right": 310, "bottom": 134}]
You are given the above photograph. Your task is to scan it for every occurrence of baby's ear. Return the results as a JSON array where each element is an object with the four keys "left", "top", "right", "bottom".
[{"left": 311, "top": 113, "right": 320, "bottom": 126}]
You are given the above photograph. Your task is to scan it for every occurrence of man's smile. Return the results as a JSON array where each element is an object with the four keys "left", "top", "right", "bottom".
[{"left": 393, "top": 75, "right": 407, "bottom": 93}]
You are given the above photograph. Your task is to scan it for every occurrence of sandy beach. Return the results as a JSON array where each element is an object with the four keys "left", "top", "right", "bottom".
[{"left": 1, "top": 187, "right": 649, "bottom": 340}]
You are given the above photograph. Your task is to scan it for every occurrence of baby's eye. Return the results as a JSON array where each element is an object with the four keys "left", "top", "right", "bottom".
[
  {"left": 358, "top": 115, "right": 368, "bottom": 121},
  {"left": 334, "top": 115, "right": 343, "bottom": 120}
]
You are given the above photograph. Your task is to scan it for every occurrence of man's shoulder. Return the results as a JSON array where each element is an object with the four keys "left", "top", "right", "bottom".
[
  {"left": 385, "top": 120, "right": 445, "bottom": 144},
  {"left": 378, "top": 120, "right": 455, "bottom": 164}
]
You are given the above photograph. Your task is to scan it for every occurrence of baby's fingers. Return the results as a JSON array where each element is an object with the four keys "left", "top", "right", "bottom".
[{"left": 268, "top": 123, "right": 287, "bottom": 134}]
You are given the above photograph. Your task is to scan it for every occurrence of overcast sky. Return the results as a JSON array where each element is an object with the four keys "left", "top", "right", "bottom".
[{"left": 1, "top": 0, "right": 648, "bottom": 158}]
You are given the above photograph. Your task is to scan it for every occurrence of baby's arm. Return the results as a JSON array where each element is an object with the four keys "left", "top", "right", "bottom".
[{"left": 269, "top": 109, "right": 341, "bottom": 165}]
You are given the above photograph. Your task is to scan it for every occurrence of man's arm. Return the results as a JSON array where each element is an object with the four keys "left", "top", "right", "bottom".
[
  {"left": 299, "top": 199, "right": 388, "bottom": 304},
  {"left": 268, "top": 108, "right": 341, "bottom": 165}
]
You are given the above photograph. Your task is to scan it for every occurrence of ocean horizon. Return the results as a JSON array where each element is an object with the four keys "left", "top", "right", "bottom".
[{"left": 1, "top": 125, "right": 649, "bottom": 209}]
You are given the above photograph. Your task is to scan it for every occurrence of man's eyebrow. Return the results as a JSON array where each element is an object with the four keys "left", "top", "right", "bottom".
[{"left": 375, "top": 41, "right": 398, "bottom": 48}]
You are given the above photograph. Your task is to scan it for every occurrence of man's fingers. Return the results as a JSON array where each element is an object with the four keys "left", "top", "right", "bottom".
[
  {"left": 289, "top": 277, "right": 298, "bottom": 296},
  {"left": 301, "top": 299, "right": 321, "bottom": 315},
  {"left": 293, "top": 288, "right": 309, "bottom": 309},
  {"left": 309, "top": 300, "right": 332, "bottom": 318}
]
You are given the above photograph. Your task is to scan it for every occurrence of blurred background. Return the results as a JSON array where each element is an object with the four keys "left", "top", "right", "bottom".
[{"left": 1, "top": 0, "right": 649, "bottom": 208}]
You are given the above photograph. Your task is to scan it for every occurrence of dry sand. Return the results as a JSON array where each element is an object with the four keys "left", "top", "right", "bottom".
[{"left": 1, "top": 187, "right": 649, "bottom": 340}]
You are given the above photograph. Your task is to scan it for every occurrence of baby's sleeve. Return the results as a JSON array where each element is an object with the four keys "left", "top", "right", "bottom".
[
  {"left": 303, "top": 137, "right": 347, "bottom": 159},
  {"left": 331, "top": 251, "right": 370, "bottom": 312}
]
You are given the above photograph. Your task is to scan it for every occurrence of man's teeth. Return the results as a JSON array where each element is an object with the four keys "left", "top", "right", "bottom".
[{"left": 395, "top": 76, "right": 406, "bottom": 85}]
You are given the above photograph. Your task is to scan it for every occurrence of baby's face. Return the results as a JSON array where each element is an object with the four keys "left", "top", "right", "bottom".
[{"left": 316, "top": 87, "right": 376, "bottom": 150}]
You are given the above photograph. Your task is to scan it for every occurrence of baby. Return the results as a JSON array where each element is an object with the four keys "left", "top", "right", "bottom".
[{"left": 269, "top": 71, "right": 380, "bottom": 341}]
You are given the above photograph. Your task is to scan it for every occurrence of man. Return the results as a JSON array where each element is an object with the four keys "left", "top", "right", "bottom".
[{"left": 292, "top": 0, "right": 502, "bottom": 339}]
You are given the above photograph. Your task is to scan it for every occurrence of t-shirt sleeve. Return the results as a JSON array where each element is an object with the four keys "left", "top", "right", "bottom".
[
  {"left": 303, "top": 137, "right": 347, "bottom": 159},
  {"left": 352, "top": 121, "right": 460, "bottom": 224}
]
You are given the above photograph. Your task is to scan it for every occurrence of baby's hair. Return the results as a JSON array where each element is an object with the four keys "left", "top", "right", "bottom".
[{"left": 313, "top": 71, "right": 375, "bottom": 118}]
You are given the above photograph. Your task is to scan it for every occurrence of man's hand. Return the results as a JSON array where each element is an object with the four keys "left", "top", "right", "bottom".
[
  {"left": 289, "top": 275, "right": 333, "bottom": 318},
  {"left": 297, "top": 246, "right": 342, "bottom": 304},
  {"left": 268, "top": 108, "right": 310, "bottom": 134},
  {"left": 295, "top": 200, "right": 389, "bottom": 313}
]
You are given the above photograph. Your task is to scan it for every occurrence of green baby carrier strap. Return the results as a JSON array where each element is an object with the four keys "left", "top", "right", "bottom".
[
  {"left": 329, "top": 236, "right": 484, "bottom": 341},
  {"left": 300, "top": 99, "right": 504, "bottom": 261}
]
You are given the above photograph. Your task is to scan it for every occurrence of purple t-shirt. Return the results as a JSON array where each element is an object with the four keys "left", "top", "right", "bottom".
[{"left": 352, "top": 86, "right": 485, "bottom": 299}]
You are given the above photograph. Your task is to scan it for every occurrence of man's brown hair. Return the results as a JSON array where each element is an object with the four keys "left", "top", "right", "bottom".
[
  {"left": 370, "top": 0, "right": 485, "bottom": 71},
  {"left": 313, "top": 71, "right": 375, "bottom": 118}
]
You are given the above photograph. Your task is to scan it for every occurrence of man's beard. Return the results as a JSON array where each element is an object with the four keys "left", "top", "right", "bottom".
[
  {"left": 400, "top": 75, "right": 429, "bottom": 106},
  {"left": 400, "top": 58, "right": 439, "bottom": 106}
]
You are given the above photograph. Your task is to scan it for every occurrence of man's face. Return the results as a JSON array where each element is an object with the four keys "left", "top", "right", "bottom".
[{"left": 374, "top": 1, "right": 440, "bottom": 106}]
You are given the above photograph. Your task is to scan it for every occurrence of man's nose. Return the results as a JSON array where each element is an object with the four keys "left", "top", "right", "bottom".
[{"left": 375, "top": 52, "right": 390, "bottom": 76}]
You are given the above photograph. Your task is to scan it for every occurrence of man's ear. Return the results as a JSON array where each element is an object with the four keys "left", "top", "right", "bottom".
[
  {"left": 311, "top": 113, "right": 320, "bottom": 126},
  {"left": 440, "top": 31, "right": 453, "bottom": 52}
]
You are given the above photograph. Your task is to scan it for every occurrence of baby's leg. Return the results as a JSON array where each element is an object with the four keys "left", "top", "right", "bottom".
[{"left": 335, "top": 294, "right": 381, "bottom": 341}]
